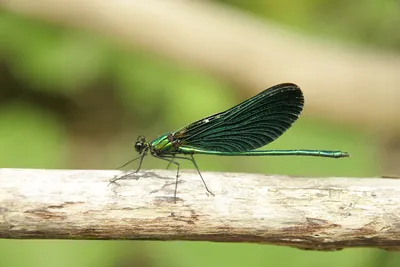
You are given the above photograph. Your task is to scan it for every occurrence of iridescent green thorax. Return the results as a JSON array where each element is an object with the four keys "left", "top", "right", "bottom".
[{"left": 150, "top": 132, "right": 179, "bottom": 154}]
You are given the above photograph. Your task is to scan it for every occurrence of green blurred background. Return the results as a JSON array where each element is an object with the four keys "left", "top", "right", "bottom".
[{"left": 1, "top": 0, "right": 399, "bottom": 266}]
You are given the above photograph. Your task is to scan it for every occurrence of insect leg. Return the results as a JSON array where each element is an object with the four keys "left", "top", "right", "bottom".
[
  {"left": 156, "top": 154, "right": 214, "bottom": 197},
  {"left": 110, "top": 152, "right": 146, "bottom": 185},
  {"left": 117, "top": 152, "right": 145, "bottom": 169},
  {"left": 165, "top": 154, "right": 176, "bottom": 170},
  {"left": 135, "top": 151, "right": 146, "bottom": 173},
  {"left": 153, "top": 155, "right": 181, "bottom": 201},
  {"left": 189, "top": 154, "right": 214, "bottom": 196}
]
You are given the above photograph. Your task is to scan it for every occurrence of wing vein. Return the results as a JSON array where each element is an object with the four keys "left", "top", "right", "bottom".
[{"left": 173, "top": 83, "right": 304, "bottom": 152}]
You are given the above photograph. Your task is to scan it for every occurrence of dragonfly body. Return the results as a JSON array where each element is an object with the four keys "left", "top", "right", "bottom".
[
  {"left": 145, "top": 133, "right": 346, "bottom": 158},
  {"left": 113, "top": 83, "right": 349, "bottom": 200},
  {"left": 177, "top": 148, "right": 346, "bottom": 158}
]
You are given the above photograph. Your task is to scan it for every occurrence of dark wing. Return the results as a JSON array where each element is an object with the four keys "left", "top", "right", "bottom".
[{"left": 173, "top": 83, "right": 304, "bottom": 152}]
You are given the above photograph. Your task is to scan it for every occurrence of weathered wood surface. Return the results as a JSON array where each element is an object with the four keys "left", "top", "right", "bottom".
[{"left": 0, "top": 168, "right": 399, "bottom": 250}]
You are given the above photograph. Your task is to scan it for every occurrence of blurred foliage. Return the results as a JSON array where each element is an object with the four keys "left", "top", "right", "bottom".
[
  {"left": 218, "top": 0, "right": 400, "bottom": 50},
  {"left": 0, "top": 1, "right": 398, "bottom": 267}
]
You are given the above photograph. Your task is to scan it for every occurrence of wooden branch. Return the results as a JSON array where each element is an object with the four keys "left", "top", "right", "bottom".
[
  {"left": 0, "top": 168, "right": 399, "bottom": 250},
  {"left": 1, "top": 0, "right": 400, "bottom": 130}
]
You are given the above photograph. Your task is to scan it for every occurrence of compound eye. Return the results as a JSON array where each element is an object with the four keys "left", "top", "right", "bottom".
[
  {"left": 135, "top": 142, "right": 143, "bottom": 153},
  {"left": 134, "top": 135, "right": 146, "bottom": 153}
]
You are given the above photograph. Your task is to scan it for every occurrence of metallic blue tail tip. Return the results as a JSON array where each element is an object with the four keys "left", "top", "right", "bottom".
[{"left": 338, "top": 151, "right": 350, "bottom": 158}]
